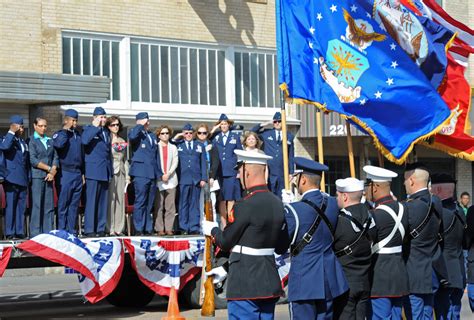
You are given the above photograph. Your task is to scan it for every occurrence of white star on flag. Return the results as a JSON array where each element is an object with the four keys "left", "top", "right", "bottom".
[
  {"left": 359, "top": 99, "right": 367, "bottom": 105},
  {"left": 366, "top": 12, "right": 372, "bottom": 19},
  {"left": 316, "top": 13, "right": 323, "bottom": 21},
  {"left": 374, "top": 91, "right": 382, "bottom": 99},
  {"left": 67, "top": 234, "right": 76, "bottom": 241},
  {"left": 313, "top": 57, "right": 318, "bottom": 64},
  {"left": 386, "top": 78, "right": 394, "bottom": 86},
  {"left": 350, "top": 5, "right": 358, "bottom": 12},
  {"left": 309, "top": 26, "right": 315, "bottom": 34},
  {"left": 98, "top": 253, "right": 110, "bottom": 260},
  {"left": 309, "top": 41, "right": 313, "bottom": 49},
  {"left": 391, "top": 61, "right": 399, "bottom": 68},
  {"left": 330, "top": 4, "right": 337, "bottom": 13},
  {"left": 390, "top": 43, "right": 397, "bottom": 50}
]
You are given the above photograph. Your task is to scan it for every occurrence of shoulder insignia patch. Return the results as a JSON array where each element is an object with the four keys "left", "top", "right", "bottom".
[{"left": 53, "top": 133, "right": 58, "bottom": 139}]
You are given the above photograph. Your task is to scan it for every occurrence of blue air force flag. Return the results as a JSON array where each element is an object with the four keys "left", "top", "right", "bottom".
[{"left": 276, "top": 0, "right": 451, "bottom": 163}]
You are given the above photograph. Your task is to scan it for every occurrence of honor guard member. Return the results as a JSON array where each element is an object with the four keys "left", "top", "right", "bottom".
[
  {"left": 53, "top": 109, "right": 83, "bottom": 235},
  {"left": 82, "top": 107, "right": 113, "bottom": 237},
  {"left": 466, "top": 205, "right": 474, "bottom": 312},
  {"left": 128, "top": 112, "right": 162, "bottom": 236},
  {"left": 251, "top": 112, "right": 294, "bottom": 198},
  {"left": 282, "top": 157, "right": 348, "bottom": 320},
  {"left": 363, "top": 165, "right": 409, "bottom": 319},
  {"left": 212, "top": 114, "right": 242, "bottom": 228},
  {"left": 332, "top": 177, "right": 374, "bottom": 320},
  {"left": 430, "top": 173, "right": 466, "bottom": 319},
  {"left": 403, "top": 163, "right": 447, "bottom": 319},
  {"left": 203, "top": 150, "right": 289, "bottom": 320},
  {"left": 0, "top": 115, "right": 29, "bottom": 239},
  {"left": 176, "top": 123, "right": 206, "bottom": 234}
]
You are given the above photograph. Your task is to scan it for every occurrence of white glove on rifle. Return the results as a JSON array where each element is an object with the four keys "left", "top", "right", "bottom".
[
  {"left": 281, "top": 189, "right": 295, "bottom": 204},
  {"left": 202, "top": 220, "right": 218, "bottom": 236},
  {"left": 205, "top": 266, "right": 227, "bottom": 284}
]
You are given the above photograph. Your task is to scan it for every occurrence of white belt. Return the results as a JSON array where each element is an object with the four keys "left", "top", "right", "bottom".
[
  {"left": 232, "top": 245, "right": 275, "bottom": 256},
  {"left": 377, "top": 245, "right": 402, "bottom": 254}
]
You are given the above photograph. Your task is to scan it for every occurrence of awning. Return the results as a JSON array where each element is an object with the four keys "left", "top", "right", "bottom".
[{"left": 0, "top": 71, "right": 110, "bottom": 105}]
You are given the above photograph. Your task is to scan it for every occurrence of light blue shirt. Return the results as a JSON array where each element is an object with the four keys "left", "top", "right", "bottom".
[{"left": 34, "top": 131, "right": 50, "bottom": 149}]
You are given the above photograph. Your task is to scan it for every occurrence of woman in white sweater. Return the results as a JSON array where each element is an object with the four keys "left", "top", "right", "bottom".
[{"left": 154, "top": 125, "right": 179, "bottom": 235}]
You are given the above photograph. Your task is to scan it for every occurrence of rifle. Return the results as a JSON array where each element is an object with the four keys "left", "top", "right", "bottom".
[{"left": 201, "top": 180, "right": 215, "bottom": 316}]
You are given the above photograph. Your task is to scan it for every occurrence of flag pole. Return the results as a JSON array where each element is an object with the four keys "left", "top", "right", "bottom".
[
  {"left": 345, "top": 120, "right": 356, "bottom": 178},
  {"left": 377, "top": 151, "right": 385, "bottom": 168},
  {"left": 281, "top": 101, "right": 290, "bottom": 191},
  {"left": 316, "top": 109, "right": 326, "bottom": 192}
]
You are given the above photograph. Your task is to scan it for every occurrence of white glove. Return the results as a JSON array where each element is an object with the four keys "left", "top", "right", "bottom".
[
  {"left": 205, "top": 266, "right": 227, "bottom": 284},
  {"left": 281, "top": 189, "right": 295, "bottom": 204},
  {"left": 202, "top": 220, "right": 218, "bottom": 236}
]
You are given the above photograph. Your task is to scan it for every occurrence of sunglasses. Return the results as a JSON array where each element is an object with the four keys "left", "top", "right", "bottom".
[
  {"left": 184, "top": 132, "right": 193, "bottom": 135},
  {"left": 109, "top": 123, "right": 120, "bottom": 127},
  {"left": 273, "top": 120, "right": 281, "bottom": 124},
  {"left": 197, "top": 131, "right": 208, "bottom": 135},
  {"left": 160, "top": 132, "right": 170, "bottom": 135}
]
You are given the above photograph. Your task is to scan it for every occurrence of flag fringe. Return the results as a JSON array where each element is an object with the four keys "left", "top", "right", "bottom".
[
  {"left": 280, "top": 83, "right": 455, "bottom": 165},
  {"left": 423, "top": 141, "right": 474, "bottom": 161}
]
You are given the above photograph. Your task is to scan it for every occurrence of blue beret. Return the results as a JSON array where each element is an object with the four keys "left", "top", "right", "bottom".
[
  {"left": 273, "top": 112, "right": 282, "bottom": 121},
  {"left": 183, "top": 123, "right": 193, "bottom": 131},
  {"left": 135, "top": 112, "right": 149, "bottom": 120},
  {"left": 65, "top": 109, "right": 78, "bottom": 119},
  {"left": 93, "top": 106, "right": 106, "bottom": 116},
  {"left": 10, "top": 115, "right": 24, "bottom": 125},
  {"left": 294, "top": 157, "right": 328, "bottom": 175}
]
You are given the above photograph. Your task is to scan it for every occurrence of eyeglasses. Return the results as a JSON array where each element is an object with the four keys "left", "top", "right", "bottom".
[
  {"left": 160, "top": 132, "right": 169, "bottom": 135},
  {"left": 184, "top": 132, "right": 193, "bottom": 135},
  {"left": 36, "top": 125, "right": 47, "bottom": 128},
  {"left": 273, "top": 120, "right": 281, "bottom": 124},
  {"left": 197, "top": 131, "right": 208, "bottom": 135},
  {"left": 109, "top": 123, "right": 120, "bottom": 127}
]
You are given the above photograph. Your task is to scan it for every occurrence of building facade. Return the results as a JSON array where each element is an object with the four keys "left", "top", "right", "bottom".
[{"left": 0, "top": 0, "right": 472, "bottom": 198}]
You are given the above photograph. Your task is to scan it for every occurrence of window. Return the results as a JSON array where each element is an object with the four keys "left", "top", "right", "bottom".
[
  {"left": 234, "top": 51, "right": 280, "bottom": 108},
  {"left": 130, "top": 41, "right": 227, "bottom": 106},
  {"left": 62, "top": 36, "right": 120, "bottom": 100}
]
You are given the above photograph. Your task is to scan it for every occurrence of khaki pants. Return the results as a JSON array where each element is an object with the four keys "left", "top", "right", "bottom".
[
  {"left": 154, "top": 187, "right": 177, "bottom": 232},
  {"left": 107, "top": 172, "right": 126, "bottom": 235}
]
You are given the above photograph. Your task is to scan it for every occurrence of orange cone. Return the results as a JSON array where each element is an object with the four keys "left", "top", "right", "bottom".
[{"left": 161, "top": 286, "right": 186, "bottom": 320}]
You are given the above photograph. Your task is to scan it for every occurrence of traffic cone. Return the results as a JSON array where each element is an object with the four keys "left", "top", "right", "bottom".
[{"left": 161, "top": 286, "right": 185, "bottom": 320}]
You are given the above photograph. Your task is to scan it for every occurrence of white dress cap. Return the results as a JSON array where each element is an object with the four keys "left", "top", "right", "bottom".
[
  {"left": 363, "top": 165, "right": 398, "bottom": 182},
  {"left": 335, "top": 177, "right": 364, "bottom": 192},
  {"left": 234, "top": 149, "right": 273, "bottom": 166}
]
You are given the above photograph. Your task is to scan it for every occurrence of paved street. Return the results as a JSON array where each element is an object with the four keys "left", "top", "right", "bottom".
[{"left": 0, "top": 273, "right": 473, "bottom": 319}]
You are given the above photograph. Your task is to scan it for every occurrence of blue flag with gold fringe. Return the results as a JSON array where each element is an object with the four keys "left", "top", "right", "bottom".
[{"left": 276, "top": 0, "right": 452, "bottom": 163}]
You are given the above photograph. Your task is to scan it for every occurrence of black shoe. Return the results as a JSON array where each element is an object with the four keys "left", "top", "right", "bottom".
[
  {"left": 134, "top": 232, "right": 144, "bottom": 236},
  {"left": 15, "top": 234, "right": 26, "bottom": 240},
  {"left": 96, "top": 232, "right": 106, "bottom": 237},
  {"left": 144, "top": 231, "right": 152, "bottom": 236},
  {"left": 84, "top": 233, "right": 95, "bottom": 237},
  {"left": 6, "top": 235, "right": 14, "bottom": 240}
]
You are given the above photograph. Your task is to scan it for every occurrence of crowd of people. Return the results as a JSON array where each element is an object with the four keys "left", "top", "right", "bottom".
[
  {"left": 0, "top": 108, "right": 293, "bottom": 239},
  {"left": 203, "top": 154, "right": 474, "bottom": 319}
]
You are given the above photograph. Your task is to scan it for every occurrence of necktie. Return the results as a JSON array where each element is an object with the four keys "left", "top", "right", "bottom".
[
  {"left": 223, "top": 134, "right": 227, "bottom": 146},
  {"left": 102, "top": 129, "right": 108, "bottom": 143},
  {"left": 187, "top": 141, "right": 192, "bottom": 151},
  {"left": 277, "top": 131, "right": 281, "bottom": 143}
]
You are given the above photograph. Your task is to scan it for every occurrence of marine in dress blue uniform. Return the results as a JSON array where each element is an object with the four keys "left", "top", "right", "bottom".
[
  {"left": 402, "top": 163, "right": 448, "bottom": 320},
  {"left": 363, "top": 165, "right": 409, "bottom": 320},
  {"left": 28, "top": 118, "right": 59, "bottom": 237},
  {"left": 53, "top": 109, "right": 84, "bottom": 235},
  {"left": 81, "top": 107, "right": 113, "bottom": 237},
  {"left": 251, "top": 112, "right": 294, "bottom": 198},
  {"left": 0, "top": 115, "right": 29, "bottom": 239},
  {"left": 128, "top": 112, "right": 162, "bottom": 236},
  {"left": 282, "top": 158, "right": 348, "bottom": 320},
  {"left": 332, "top": 178, "right": 374, "bottom": 320},
  {"left": 466, "top": 205, "right": 474, "bottom": 312},
  {"left": 431, "top": 173, "right": 467, "bottom": 320},
  {"left": 176, "top": 123, "right": 206, "bottom": 234},
  {"left": 203, "top": 150, "right": 289, "bottom": 320}
]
